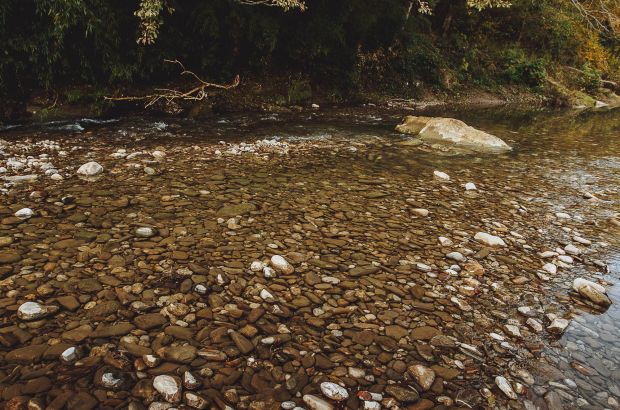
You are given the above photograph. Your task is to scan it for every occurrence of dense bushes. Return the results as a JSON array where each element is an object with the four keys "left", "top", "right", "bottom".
[{"left": 0, "top": 0, "right": 618, "bottom": 100}]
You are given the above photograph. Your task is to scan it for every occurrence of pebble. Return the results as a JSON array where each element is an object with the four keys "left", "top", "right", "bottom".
[
  {"left": 77, "top": 161, "right": 104, "bottom": 176},
  {"left": 434, "top": 170, "right": 450, "bottom": 180},
  {"left": 17, "top": 302, "right": 58, "bottom": 321},
  {"left": 14, "top": 208, "right": 34, "bottom": 219},
  {"left": 548, "top": 318, "right": 569, "bottom": 334},
  {"left": 465, "top": 182, "right": 477, "bottom": 190},
  {"left": 320, "top": 382, "right": 349, "bottom": 400},
  {"left": 153, "top": 375, "right": 182, "bottom": 403},
  {"left": 474, "top": 232, "right": 506, "bottom": 247},
  {"left": 303, "top": 394, "right": 334, "bottom": 410},
  {"left": 572, "top": 278, "right": 611, "bottom": 307},
  {"left": 495, "top": 376, "right": 518, "bottom": 399},
  {"left": 412, "top": 208, "right": 429, "bottom": 216},
  {"left": 408, "top": 364, "right": 436, "bottom": 391},
  {"left": 136, "top": 227, "right": 157, "bottom": 237},
  {"left": 271, "top": 255, "right": 294, "bottom": 274}
]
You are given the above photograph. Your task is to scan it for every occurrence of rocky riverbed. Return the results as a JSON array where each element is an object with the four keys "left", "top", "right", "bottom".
[{"left": 0, "top": 109, "right": 618, "bottom": 410}]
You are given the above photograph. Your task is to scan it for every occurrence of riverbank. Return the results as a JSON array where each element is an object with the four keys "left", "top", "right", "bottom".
[{"left": 4, "top": 76, "right": 619, "bottom": 125}]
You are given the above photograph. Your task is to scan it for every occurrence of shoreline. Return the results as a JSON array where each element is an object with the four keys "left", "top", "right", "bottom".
[{"left": 4, "top": 79, "right": 618, "bottom": 125}]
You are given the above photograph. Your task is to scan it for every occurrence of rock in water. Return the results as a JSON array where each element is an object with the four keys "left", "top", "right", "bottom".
[
  {"left": 408, "top": 364, "right": 436, "bottom": 391},
  {"left": 395, "top": 116, "right": 434, "bottom": 134},
  {"left": 548, "top": 318, "right": 569, "bottom": 334},
  {"left": 320, "top": 382, "right": 349, "bottom": 400},
  {"left": 270, "top": 255, "right": 294, "bottom": 274},
  {"left": 153, "top": 375, "right": 182, "bottom": 403},
  {"left": 77, "top": 161, "right": 103, "bottom": 176},
  {"left": 135, "top": 227, "right": 156, "bottom": 238},
  {"left": 396, "top": 116, "right": 511, "bottom": 152},
  {"left": 433, "top": 170, "right": 450, "bottom": 180},
  {"left": 495, "top": 376, "right": 518, "bottom": 399},
  {"left": 303, "top": 394, "right": 334, "bottom": 410},
  {"left": 17, "top": 302, "right": 58, "bottom": 321},
  {"left": 572, "top": 278, "right": 612, "bottom": 307},
  {"left": 15, "top": 208, "right": 34, "bottom": 219},
  {"left": 474, "top": 232, "right": 506, "bottom": 247}
]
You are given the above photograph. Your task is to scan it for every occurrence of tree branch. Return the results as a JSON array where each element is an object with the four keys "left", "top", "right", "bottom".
[{"left": 105, "top": 60, "right": 240, "bottom": 108}]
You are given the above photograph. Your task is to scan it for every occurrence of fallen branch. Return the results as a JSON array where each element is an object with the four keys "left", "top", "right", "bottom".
[{"left": 105, "top": 59, "right": 240, "bottom": 108}]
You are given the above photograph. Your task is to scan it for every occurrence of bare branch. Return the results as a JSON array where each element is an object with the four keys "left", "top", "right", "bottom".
[{"left": 105, "top": 60, "right": 240, "bottom": 108}]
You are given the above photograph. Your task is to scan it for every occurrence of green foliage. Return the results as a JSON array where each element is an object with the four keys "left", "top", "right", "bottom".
[
  {"left": 578, "top": 64, "right": 602, "bottom": 93},
  {"left": 287, "top": 78, "right": 312, "bottom": 103},
  {"left": 0, "top": 0, "right": 618, "bottom": 102},
  {"left": 500, "top": 49, "right": 547, "bottom": 88}
]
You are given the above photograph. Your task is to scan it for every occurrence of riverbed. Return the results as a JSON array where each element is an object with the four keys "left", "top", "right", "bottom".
[{"left": 0, "top": 107, "right": 618, "bottom": 410}]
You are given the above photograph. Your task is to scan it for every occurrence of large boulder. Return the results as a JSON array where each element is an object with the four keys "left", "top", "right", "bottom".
[
  {"left": 396, "top": 116, "right": 511, "bottom": 152},
  {"left": 395, "top": 116, "right": 433, "bottom": 135}
]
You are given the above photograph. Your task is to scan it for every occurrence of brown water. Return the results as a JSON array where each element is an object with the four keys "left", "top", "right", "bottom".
[{"left": 0, "top": 107, "right": 618, "bottom": 409}]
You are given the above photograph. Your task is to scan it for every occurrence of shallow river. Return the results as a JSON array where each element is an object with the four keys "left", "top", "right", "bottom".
[{"left": 0, "top": 107, "right": 618, "bottom": 410}]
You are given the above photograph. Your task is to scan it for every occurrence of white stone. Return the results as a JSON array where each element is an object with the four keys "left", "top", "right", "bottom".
[
  {"left": 446, "top": 252, "right": 465, "bottom": 262},
  {"left": 362, "top": 401, "right": 381, "bottom": 410},
  {"left": 495, "top": 376, "right": 518, "bottom": 399},
  {"left": 320, "top": 382, "right": 349, "bottom": 400},
  {"left": 17, "top": 301, "right": 57, "bottom": 321},
  {"left": 250, "top": 261, "right": 265, "bottom": 272},
  {"left": 281, "top": 402, "right": 297, "bottom": 410},
  {"left": 61, "top": 347, "right": 79, "bottom": 363},
  {"left": 465, "top": 182, "right": 477, "bottom": 190},
  {"left": 101, "top": 372, "right": 124, "bottom": 389},
  {"left": 153, "top": 375, "right": 182, "bottom": 403},
  {"left": 573, "top": 236, "right": 591, "bottom": 245},
  {"left": 558, "top": 255, "right": 573, "bottom": 264},
  {"left": 526, "top": 318, "right": 543, "bottom": 332},
  {"left": 263, "top": 266, "right": 276, "bottom": 278},
  {"left": 548, "top": 318, "right": 569, "bottom": 334},
  {"left": 152, "top": 150, "right": 166, "bottom": 160},
  {"left": 572, "top": 278, "right": 611, "bottom": 307},
  {"left": 303, "top": 394, "right": 334, "bottom": 410},
  {"left": 180, "top": 372, "right": 199, "bottom": 390},
  {"left": 474, "top": 232, "right": 506, "bottom": 247},
  {"left": 555, "top": 212, "right": 571, "bottom": 219},
  {"left": 416, "top": 263, "right": 432, "bottom": 272},
  {"left": 136, "top": 227, "right": 156, "bottom": 237},
  {"left": 397, "top": 116, "right": 511, "bottom": 152},
  {"left": 504, "top": 324, "right": 522, "bottom": 338},
  {"left": 412, "top": 208, "right": 429, "bottom": 217},
  {"left": 433, "top": 170, "right": 450, "bottom": 180},
  {"left": 271, "top": 255, "right": 294, "bottom": 274},
  {"left": 260, "top": 289, "right": 274, "bottom": 300},
  {"left": 542, "top": 263, "right": 557, "bottom": 274},
  {"left": 539, "top": 251, "right": 556, "bottom": 258},
  {"left": 348, "top": 367, "right": 366, "bottom": 378},
  {"left": 15, "top": 208, "right": 33, "bottom": 219},
  {"left": 565, "top": 244, "right": 580, "bottom": 255},
  {"left": 77, "top": 161, "right": 103, "bottom": 176},
  {"left": 438, "top": 236, "right": 453, "bottom": 246},
  {"left": 183, "top": 392, "right": 208, "bottom": 409}
]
